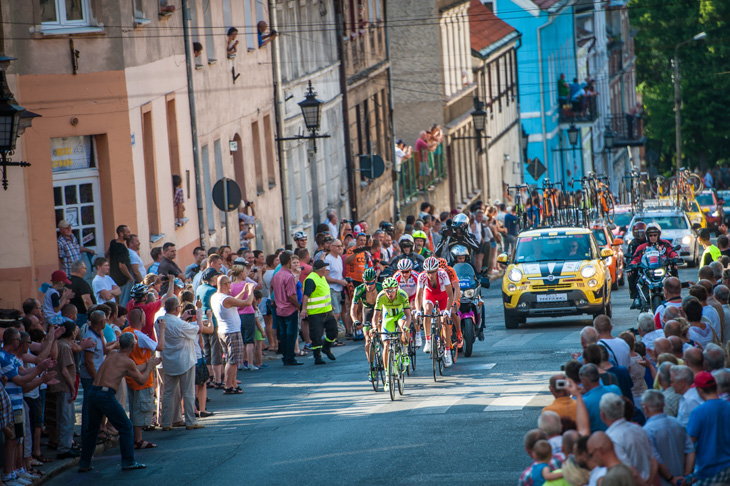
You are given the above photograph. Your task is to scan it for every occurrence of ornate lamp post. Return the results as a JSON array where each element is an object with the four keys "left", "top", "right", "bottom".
[{"left": 0, "top": 57, "right": 36, "bottom": 190}]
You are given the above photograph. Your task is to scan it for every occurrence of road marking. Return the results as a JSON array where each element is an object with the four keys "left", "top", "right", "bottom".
[
  {"left": 557, "top": 331, "right": 581, "bottom": 346},
  {"left": 408, "top": 395, "right": 462, "bottom": 414},
  {"left": 468, "top": 362, "right": 497, "bottom": 370},
  {"left": 484, "top": 392, "right": 539, "bottom": 411},
  {"left": 491, "top": 332, "right": 542, "bottom": 348}
]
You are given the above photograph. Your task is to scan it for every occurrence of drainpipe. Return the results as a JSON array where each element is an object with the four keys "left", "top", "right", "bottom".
[
  {"left": 181, "top": 0, "right": 206, "bottom": 248},
  {"left": 334, "top": 0, "right": 358, "bottom": 223},
  {"left": 383, "top": 0, "right": 399, "bottom": 221},
  {"left": 269, "top": 0, "right": 291, "bottom": 246}
]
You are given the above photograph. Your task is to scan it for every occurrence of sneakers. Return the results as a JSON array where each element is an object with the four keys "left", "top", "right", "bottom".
[
  {"left": 415, "top": 333, "right": 423, "bottom": 347},
  {"left": 423, "top": 338, "right": 431, "bottom": 353},
  {"left": 444, "top": 349, "right": 453, "bottom": 367},
  {"left": 368, "top": 370, "right": 375, "bottom": 382},
  {"left": 630, "top": 298, "right": 641, "bottom": 310},
  {"left": 248, "top": 365, "right": 259, "bottom": 371},
  {"left": 478, "top": 329, "right": 485, "bottom": 341}
]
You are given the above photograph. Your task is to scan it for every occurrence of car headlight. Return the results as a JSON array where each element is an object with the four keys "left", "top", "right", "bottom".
[
  {"left": 654, "top": 268, "right": 666, "bottom": 277},
  {"left": 507, "top": 284, "right": 517, "bottom": 292},
  {"left": 588, "top": 279, "right": 598, "bottom": 288},
  {"left": 581, "top": 265, "right": 597, "bottom": 278},
  {"left": 508, "top": 269, "right": 522, "bottom": 283},
  {"left": 463, "top": 289, "right": 476, "bottom": 298},
  {"left": 682, "top": 235, "right": 691, "bottom": 244}
]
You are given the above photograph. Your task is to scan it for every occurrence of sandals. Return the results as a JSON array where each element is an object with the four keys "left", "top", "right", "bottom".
[
  {"left": 32, "top": 454, "right": 53, "bottom": 463},
  {"left": 223, "top": 387, "right": 243, "bottom": 394},
  {"left": 296, "top": 350, "right": 308, "bottom": 357},
  {"left": 134, "top": 440, "right": 158, "bottom": 449},
  {"left": 142, "top": 425, "right": 157, "bottom": 432},
  {"left": 122, "top": 462, "right": 147, "bottom": 471},
  {"left": 214, "top": 382, "right": 225, "bottom": 390},
  {"left": 97, "top": 430, "right": 111, "bottom": 443}
]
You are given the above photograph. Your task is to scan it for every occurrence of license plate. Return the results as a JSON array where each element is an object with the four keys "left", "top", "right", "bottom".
[{"left": 537, "top": 294, "right": 568, "bottom": 303}]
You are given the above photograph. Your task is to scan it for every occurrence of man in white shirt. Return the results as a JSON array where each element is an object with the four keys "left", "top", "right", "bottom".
[
  {"left": 324, "top": 239, "right": 348, "bottom": 334},
  {"left": 159, "top": 296, "right": 203, "bottom": 430},
  {"left": 653, "top": 277, "right": 683, "bottom": 328},
  {"left": 593, "top": 315, "right": 631, "bottom": 368},
  {"left": 637, "top": 312, "right": 664, "bottom": 351},
  {"left": 713, "top": 285, "right": 730, "bottom": 343},
  {"left": 92, "top": 257, "right": 121, "bottom": 304},
  {"left": 671, "top": 364, "right": 704, "bottom": 426},
  {"left": 600, "top": 393, "right": 658, "bottom": 483},
  {"left": 127, "top": 234, "right": 145, "bottom": 283},
  {"left": 394, "top": 139, "right": 411, "bottom": 173}
]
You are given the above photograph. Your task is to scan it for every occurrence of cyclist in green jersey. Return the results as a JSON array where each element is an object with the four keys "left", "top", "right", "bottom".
[
  {"left": 372, "top": 278, "right": 412, "bottom": 384},
  {"left": 350, "top": 269, "right": 382, "bottom": 379}
]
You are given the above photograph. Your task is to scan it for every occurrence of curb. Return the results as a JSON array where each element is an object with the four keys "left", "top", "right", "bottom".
[{"left": 34, "top": 438, "right": 117, "bottom": 484}]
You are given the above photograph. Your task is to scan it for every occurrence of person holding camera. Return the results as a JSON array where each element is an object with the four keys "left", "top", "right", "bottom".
[{"left": 542, "top": 373, "right": 577, "bottom": 422}]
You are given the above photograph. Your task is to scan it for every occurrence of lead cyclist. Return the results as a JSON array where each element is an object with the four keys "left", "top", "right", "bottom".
[{"left": 372, "top": 277, "right": 412, "bottom": 385}]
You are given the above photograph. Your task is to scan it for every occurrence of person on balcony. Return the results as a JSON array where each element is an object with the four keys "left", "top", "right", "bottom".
[{"left": 558, "top": 74, "right": 570, "bottom": 106}]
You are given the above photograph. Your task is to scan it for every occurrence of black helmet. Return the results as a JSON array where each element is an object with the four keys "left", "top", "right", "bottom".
[{"left": 632, "top": 221, "right": 646, "bottom": 239}]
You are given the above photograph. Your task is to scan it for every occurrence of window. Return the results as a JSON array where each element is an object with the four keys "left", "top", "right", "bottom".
[
  {"left": 203, "top": 0, "right": 217, "bottom": 63},
  {"left": 165, "top": 95, "right": 181, "bottom": 186},
  {"left": 141, "top": 106, "right": 161, "bottom": 238},
  {"left": 252, "top": 121, "right": 264, "bottom": 194},
  {"left": 243, "top": 0, "right": 256, "bottom": 50},
  {"left": 134, "top": 0, "right": 151, "bottom": 26},
  {"left": 40, "top": 0, "right": 93, "bottom": 29},
  {"left": 263, "top": 115, "right": 276, "bottom": 188}
]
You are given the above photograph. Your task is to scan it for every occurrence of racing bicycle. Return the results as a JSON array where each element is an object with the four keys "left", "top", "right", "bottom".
[
  {"left": 380, "top": 331, "right": 407, "bottom": 400},
  {"left": 423, "top": 304, "right": 447, "bottom": 381},
  {"left": 367, "top": 324, "right": 385, "bottom": 392},
  {"left": 407, "top": 318, "right": 417, "bottom": 374}
]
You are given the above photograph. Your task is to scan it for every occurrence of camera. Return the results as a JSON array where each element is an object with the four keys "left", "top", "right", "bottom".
[
  {"left": 555, "top": 379, "right": 567, "bottom": 390},
  {"left": 343, "top": 219, "right": 354, "bottom": 224}
]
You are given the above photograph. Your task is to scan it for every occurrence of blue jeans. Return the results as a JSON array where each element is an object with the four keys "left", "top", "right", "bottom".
[
  {"left": 80, "top": 377, "right": 94, "bottom": 437},
  {"left": 79, "top": 386, "right": 135, "bottom": 469},
  {"left": 276, "top": 311, "right": 298, "bottom": 363},
  {"left": 119, "top": 281, "right": 132, "bottom": 306}
]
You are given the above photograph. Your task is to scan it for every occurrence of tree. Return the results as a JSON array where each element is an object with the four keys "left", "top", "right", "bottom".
[{"left": 629, "top": 0, "right": 730, "bottom": 172}]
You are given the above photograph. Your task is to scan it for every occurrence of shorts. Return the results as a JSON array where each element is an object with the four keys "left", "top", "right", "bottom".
[
  {"left": 9, "top": 409, "right": 24, "bottom": 440},
  {"left": 259, "top": 298, "right": 270, "bottom": 316},
  {"left": 220, "top": 332, "right": 244, "bottom": 365},
  {"left": 330, "top": 290, "right": 342, "bottom": 315},
  {"left": 203, "top": 332, "right": 223, "bottom": 366},
  {"left": 240, "top": 313, "right": 256, "bottom": 344},
  {"left": 254, "top": 327, "right": 265, "bottom": 341},
  {"left": 383, "top": 310, "right": 407, "bottom": 333},
  {"left": 128, "top": 387, "right": 155, "bottom": 427},
  {"left": 361, "top": 308, "right": 375, "bottom": 328},
  {"left": 23, "top": 397, "right": 42, "bottom": 430},
  {"left": 424, "top": 288, "right": 448, "bottom": 313}
]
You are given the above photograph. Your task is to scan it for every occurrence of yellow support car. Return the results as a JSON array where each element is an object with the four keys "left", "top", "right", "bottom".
[
  {"left": 497, "top": 226, "right": 614, "bottom": 329},
  {"left": 683, "top": 198, "right": 707, "bottom": 230}
]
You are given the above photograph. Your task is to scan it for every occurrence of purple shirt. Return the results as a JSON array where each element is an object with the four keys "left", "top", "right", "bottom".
[
  {"left": 271, "top": 267, "right": 298, "bottom": 317},
  {"left": 230, "top": 278, "right": 257, "bottom": 315}
]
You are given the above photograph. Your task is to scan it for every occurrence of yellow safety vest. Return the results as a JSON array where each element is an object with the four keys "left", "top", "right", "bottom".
[
  {"left": 701, "top": 244, "right": 721, "bottom": 267},
  {"left": 305, "top": 272, "right": 332, "bottom": 315}
]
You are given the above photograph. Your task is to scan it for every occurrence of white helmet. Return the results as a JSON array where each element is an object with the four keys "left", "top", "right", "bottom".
[
  {"left": 423, "top": 257, "right": 440, "bottom": 272},
  {"left": 453, "top": 213, "right": 468, "bottom": 228},
  {"left": 399, "top": 234, "right": 414, "bottom": 247},
  {"left": 645, "top": 222, "right": 661, "bottom": 237},
  {"left": 397, "top": 258, "right": 413, "bottom": 271},
  {"left": 450, "top": 245, "right": 469, "bottom": 258}
]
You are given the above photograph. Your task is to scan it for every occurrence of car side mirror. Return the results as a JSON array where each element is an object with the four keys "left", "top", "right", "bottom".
[
  {"left": 496, "top": 253, "right": 509, "bottom": 264},
  {"left": 600, "top": 248, "right": 614, "bottom": 259},
  {"left": 612, "top": 238, "right": 624, "bottom": 246}
]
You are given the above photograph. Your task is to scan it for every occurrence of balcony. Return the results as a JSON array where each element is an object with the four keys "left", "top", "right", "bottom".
[
  {"left": 399, "top": 146, "right": 447, "bottom": 202},
  {"left": 558, "top": 95, "right": 599, "bottom": 126},
  {"left": 342, "top": 23, "right": 387, "bottom": 80},
  {"left": 609, "top": 113, "right": 646, "bottom": 147}
]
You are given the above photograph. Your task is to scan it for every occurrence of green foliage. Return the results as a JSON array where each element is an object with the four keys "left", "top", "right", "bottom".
[{"left": 629, "top": 0, "right": 730, "bottom": 171}]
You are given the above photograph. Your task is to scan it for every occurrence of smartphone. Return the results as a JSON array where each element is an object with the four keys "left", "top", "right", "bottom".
[{"left": 555, "top": 379, "right": 567, "bottom": 390}]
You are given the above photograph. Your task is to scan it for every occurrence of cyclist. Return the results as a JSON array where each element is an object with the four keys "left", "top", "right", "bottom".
[
  {"left": 626, "top": 222, "right": 647, "bottom": 309},
  {"left": 350, "top": 268, "right": 382, "bottom": 381},
  {"left": 438, "top": 257, "right": 462, "bottom": 351},
  {"left": 414, "top": 257, "right": 455, "bottom": 367},
  {"left": 372, "top": 277, "right": 412, "bottom": 386},
  {"left": 393, "top": 259, "right": 422, "bottom": 346},
  {"left": 388, "top": 234, "right": 425, "bottom": 272},
  {"left": 293, "top": 231, "right": 308, "bottom": 251},
  {"left": 412, "top": 230, "right": 432, "bottom": 258},
  {"left": 630, "top": 223, "right": 679, "bottom": 306}
]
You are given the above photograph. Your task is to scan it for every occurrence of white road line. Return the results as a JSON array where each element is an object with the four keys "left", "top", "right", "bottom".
[
  {"left": 408, "top": 395, "right": 463, "bottom": 415},
  {"left": 557, "top": 331, "right": 581, "bottom": 346},
  {"left": 491, "top": 332, "right": 542, "bottom": 348},
  {"left": 468, "top": 362, "right": 497, "bottom": 370},
  {"left": 484, "top": 392, "right": 539, "bottom": 412}
]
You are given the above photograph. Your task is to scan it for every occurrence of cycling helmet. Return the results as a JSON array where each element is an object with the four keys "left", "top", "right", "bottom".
[
  {"left": 632, "top": 221, "right": 647, "bottom": 239},
  {"left": 412, "top": 230, "right": 428, "bottom": 241},
  {"left": 293, "top": 231, "right": 307, "bottom": 241},
  {"left": 399, "top": 234, "right": 414, "bottom": 247},
  {"left": 450, "top": 245, "right": 469, "bottom": 257},
  {"left": 452, "top": 213, "right": 468, "bottom": 228},
  {"left": 396, "top": 258, "right": 413, "bottom": 271},
  {"left": 437, "top": 258, "right": 449, "bottom": 270},
  {"left": 131, "top": 283, "right": 148, "bottom": 301},
  {"left": 645, "top": 222, "right": 661, "bottom": 237},
  {"left": 379, "top": 221, "right": 394, "bottom": 234},
  {"left": 382, "top": 277, "right": 399, "bottom": 289},
  {"left": 423, "top": 257, "right": 440, "bottom": 272},
  {"left": 362, "top": 268, "right": 377, "bottom": 282}
]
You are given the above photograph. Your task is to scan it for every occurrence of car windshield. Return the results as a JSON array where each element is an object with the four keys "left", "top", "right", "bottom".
[
  {"left": 695, "top": 193, "right": 714, "bottom": 206},
  {"left": 632, "top": 216, "right": 688, "bottom": 231},
  {"left": 613, "top": 212, "right": 633, "bottom": 228},
  {"left": 514, "top": 234, "right": 592, "bottom": 263},
  {"left": 592, "top": 229, "right": 608, "bottom": 246}
]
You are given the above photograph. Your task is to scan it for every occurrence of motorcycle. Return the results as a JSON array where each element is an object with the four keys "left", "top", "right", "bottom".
[
  {"left": 627, "top": 245, "right": 683, "bottom": 313},
  {"left": 454, "top": 261, "right": 484, "bottom": 357}
]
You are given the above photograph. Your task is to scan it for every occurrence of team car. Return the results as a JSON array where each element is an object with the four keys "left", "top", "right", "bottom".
[
  {"left": 497, "top": 227, "right": 613, "bottom": 329},
  {"left": 591, "top": 223, "right": 624, "bottom": 290}
]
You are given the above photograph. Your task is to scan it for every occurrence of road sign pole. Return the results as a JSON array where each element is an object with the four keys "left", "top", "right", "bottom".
[{"left": 223, "top": 178, "right": 230, "bottom": 247}]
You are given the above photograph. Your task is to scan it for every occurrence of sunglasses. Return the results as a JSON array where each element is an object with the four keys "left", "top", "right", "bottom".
[
  {"left": 385, "top": 288, "right": 397, "bottom": 293},
  {"left": 365, "top": 280, "right": 377, "bottom": 286},
  {"left": 427, "top": 270, "right": 437, "bottom": 275}
]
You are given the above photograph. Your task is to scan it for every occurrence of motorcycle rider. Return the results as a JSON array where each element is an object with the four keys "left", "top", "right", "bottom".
[
  {"left": 629, "top": 222, "right": 679, "bottom": 309},
  {"left": 388, "top": 234, "right": 425, "bottom": 272},
  {"left": 627, "top": 222, "right": 647, "bottom": 309},
  {"left": 434, "top": 214, "right": 480, "bottom": 266}
]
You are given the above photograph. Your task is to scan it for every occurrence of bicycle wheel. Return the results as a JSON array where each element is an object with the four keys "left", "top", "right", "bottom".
[
  {"left": 431, "top": 327, "right": 439, "bottom": 382},
  {"left": 388, "top": 347, "right": 396, "bottom": 401},
  {"left": 376, "top": 343, "right": 385, "bottom": 387},
  {"left": 397, "top": 345, "right": 405, "bottom": 396},
  {"left": 687, "top": 173, "right": 703, "bottom": 198},
  {"left": 369, "top": 340, "right": 379, "bottom": 392},
  {"left": 408, "top": 328, "right": 416, "bottom": 372},
  {"left": 602, "top": 193, "right": 615, "bottom": 224},
  {"left": 438, "top": 339, "right": 445, "bottom": 376}
]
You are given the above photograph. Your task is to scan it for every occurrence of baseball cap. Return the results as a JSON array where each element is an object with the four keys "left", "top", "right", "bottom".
[
  {"left": 233, "top": 257, "right": 249, "bottom": 266},
  {"left": 353, "top": 224, "right": 362, "bottom": 234},
  {"left": 57, "top": 220, "right": 71, "bottom": 229},
  {"left": 201, "top": 267, "right": 221, "bottom": 282},
  {"left": 396, "top": 139, "right": 404, "bottom": 146},
  {"left": 323, "top": 235, "right": 334, "bottom": 243},
  {"left": 694, "top": 371, "right": 716, "bottom": 389},
  {"left": 312, "top": 260, "right": 330, "bottom": 270},
  {"left": 51, "top": 270, "right": 72, "bottom": 285}
]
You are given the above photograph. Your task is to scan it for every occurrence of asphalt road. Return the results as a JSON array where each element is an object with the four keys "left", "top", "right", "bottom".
[{"left": 49, "top": 265, "right": 697, "bottom": 486}]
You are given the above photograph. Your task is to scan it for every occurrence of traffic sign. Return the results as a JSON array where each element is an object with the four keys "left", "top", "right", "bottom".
[
  {"left": 212, "top": 177, "right": 242, "bottom": 212},
  {"left": 358, "top": 154, "right": 385, "bottom": 179}
]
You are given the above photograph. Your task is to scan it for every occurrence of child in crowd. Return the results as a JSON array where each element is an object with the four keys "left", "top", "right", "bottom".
[
  {"left": 173, "top": 174, "right": 186, "bottom": 227},
  {"left": 531, "top": 440, "right": 564, "bottom": 486},
  {"left": 253, "top": 290, "right": 267, "bottom": 368}
]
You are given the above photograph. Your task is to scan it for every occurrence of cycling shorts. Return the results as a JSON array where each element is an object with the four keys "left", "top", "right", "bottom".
[
  {"left": 361, "top": 308, "right": 375, "bottom": 329},
  {"left": 424, "top": 288, "right": 448, "bottom": 313},
  {"left": 383, "top": 310, "right": 407, "bottom": 333}
]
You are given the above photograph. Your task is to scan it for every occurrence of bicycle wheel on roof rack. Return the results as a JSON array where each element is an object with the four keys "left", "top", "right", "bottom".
[
  {"left": 650, "top": 175, "right": 668, "bottom": 197},
  {"left": 602, "top": 193, "right": 615, "bottom": 224},
  {"left": 687, "top": 173, "right": 703, "bottom": 198}
]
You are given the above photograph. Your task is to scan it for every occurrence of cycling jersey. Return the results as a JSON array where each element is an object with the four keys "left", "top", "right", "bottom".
[
  {"left": 352, "top": 282, "right": 382, "bottom": 309},
  {"left": 417, "top": 247, "right": 432, "bottom": 258},
  {"left": 443, "top": 265, "right": 460, "bottom": 303},
  {"left": 417, "top": 269, "right": 450, "bottom": 292},
  {"left": 375, "top": 289, "right": 410, "bottom": 332},
  {"left": 393, "top": 270, "right": 419, "bottom": 300}
]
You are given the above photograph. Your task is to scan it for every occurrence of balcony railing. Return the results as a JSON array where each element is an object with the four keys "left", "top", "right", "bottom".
[
  {"left": 399, "top": 146, "right": 447, "bottom": 201},
  {"left": 558, "top": 95, "right": 599, "bottom": 124},
  {"left": 610, "top": 113, "right": 646, "bottom": 146}
]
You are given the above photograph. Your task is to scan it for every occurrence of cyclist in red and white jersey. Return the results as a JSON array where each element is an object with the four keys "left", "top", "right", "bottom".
[
  {"left": 393, "top": 258, "right": 421, "bottom": 346},
  {"left": 415, "top": 257, "right": 454, "bottom": 366}
]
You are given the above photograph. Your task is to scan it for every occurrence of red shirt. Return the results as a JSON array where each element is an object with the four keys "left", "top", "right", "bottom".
[
  {"left": 299, "top": 263, "right": 312, "bottom": 284},
  {"left": 271, "top": 267, "right": 299, "bottom": 317},
  {"left": 126, "top": 300, "right": 162, "bottom": 341}
]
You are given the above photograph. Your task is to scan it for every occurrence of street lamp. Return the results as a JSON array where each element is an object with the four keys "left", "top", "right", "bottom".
[
  {"left": 451, "top": 97, "right": 491, "bottom": 151},
  {"left": 674, "top": 31, "right": 707, "bottom": 205},
  {"left": 567, "top": 124, "right": 580, "bottom": 146},
  {"left": 604, "top": 128, "right": 615, "bottom": 150},
  {"left": 0, "top": 57, "right": 35, "bottom": 190}
]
